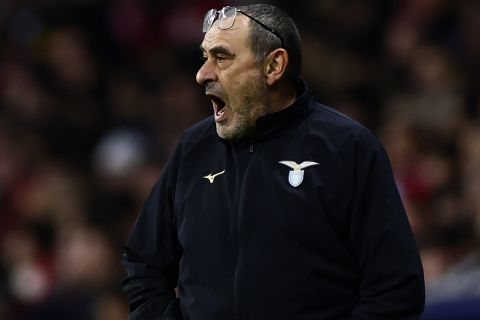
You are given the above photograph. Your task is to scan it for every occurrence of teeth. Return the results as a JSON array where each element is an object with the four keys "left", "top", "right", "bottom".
[{"left": 212, "top": 101, "right": 220, "bottom": 113}]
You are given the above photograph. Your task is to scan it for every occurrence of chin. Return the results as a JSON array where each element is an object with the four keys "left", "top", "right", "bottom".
[
  {"left": 216, "top": 128, "right": 236, "bottom": 140},
  {"left": 217, "top": 125, "right": 253, "bottom": 141}
]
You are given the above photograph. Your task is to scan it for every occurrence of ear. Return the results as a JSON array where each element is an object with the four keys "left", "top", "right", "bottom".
[{"left": 264, "top": 48, "right": 288, "bottom": 86}]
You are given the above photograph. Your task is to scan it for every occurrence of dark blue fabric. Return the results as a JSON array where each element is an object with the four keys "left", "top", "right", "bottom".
[
  {"left": 422, "top": 297, "right": 480, "bottom": 320},
  {"left": 122, "top": 81, "right": 425, "bottom": 319}
]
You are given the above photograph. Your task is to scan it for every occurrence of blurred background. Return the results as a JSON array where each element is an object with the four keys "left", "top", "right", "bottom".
[{"left": 0, "top": 0, "right": 479, "bottom": 319}]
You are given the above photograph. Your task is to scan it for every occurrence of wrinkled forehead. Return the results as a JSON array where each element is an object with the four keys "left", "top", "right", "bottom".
[{"left": 200, "top": 14, "right": 251, "bottom": 51}]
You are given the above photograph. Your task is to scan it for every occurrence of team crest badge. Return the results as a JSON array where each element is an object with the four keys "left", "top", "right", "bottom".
[{"left": 279, "top": 161, "right": 319, "bottom": 187}]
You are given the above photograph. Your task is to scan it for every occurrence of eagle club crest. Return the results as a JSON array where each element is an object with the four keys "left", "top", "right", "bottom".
[{"left": 279, "top": 161, "right": 319, "bottom": 187}]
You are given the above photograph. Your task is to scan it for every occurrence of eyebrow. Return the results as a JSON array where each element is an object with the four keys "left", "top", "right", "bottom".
[{"left": 200, "top": 45, "right": 235, "bottom": 58}]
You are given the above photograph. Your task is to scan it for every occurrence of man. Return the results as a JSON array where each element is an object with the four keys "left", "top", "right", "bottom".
[{"left": 122, "top": 4, "right": 425, "bottom": 320}]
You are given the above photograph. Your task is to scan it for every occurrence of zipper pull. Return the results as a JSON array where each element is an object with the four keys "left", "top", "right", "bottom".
[{"left": 249, "top": 144, "right": 254, "bottom": 153}]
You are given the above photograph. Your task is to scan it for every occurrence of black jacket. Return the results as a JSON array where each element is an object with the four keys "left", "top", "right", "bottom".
[{"left": 122, "top": 82, "right": 425, "bottom": 320}]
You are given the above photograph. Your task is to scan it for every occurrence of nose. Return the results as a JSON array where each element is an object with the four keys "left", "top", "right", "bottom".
[{"left": 196, "top": 59, "right": 216, "bottom": 86}]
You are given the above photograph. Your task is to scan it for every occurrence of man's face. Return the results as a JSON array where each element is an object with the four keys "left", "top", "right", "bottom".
[{"left": 196, "top": 15, "right": 268, "bottom": 140}]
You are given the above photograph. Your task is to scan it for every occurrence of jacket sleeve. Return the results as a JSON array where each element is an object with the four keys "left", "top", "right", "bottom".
[
  {"left": 347, "top": 130, "right": 425, "bottom": 319},
  {"left": 121, "top": 146, "right": 183, "bottom": 320}
]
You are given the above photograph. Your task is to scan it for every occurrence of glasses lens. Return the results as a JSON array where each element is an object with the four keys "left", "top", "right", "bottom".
[
  {"left": 218, "top": 6, "right": 236, "bottom": 30},
  {"left": 203, "top": 9, "right": 217, "bottom": 32}
]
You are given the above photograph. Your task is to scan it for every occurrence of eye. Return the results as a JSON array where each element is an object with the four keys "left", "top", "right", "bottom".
[{"left": 216, "top": 56, "right": 227, "bottom": 64}]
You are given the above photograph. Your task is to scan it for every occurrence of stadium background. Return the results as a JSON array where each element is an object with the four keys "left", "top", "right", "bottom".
[{"left": 1, "top": 0, "right": 479, "bottom": 319}]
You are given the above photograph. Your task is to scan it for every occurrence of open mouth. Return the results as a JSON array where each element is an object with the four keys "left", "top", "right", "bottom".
[{"left": 208, "top": 95, "right": 227, "bottom": 121}]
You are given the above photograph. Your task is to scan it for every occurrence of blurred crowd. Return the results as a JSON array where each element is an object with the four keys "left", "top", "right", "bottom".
[{"left": 0, "top": 0, "right": 479, "bottom": 319}]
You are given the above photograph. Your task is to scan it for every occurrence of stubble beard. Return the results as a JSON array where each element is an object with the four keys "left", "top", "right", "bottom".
[{"left": 216, "top": 79, "right": 268, "bottom": 141}]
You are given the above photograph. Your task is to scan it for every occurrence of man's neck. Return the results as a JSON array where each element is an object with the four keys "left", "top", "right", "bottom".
[{"left": 266, "top": 84, "right": 297, "bottom": 114}]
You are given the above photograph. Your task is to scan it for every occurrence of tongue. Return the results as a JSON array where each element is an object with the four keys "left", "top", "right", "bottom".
[
  {"left": 216, "top": 107, "right": 225, "bottom": 116},
  {"left": 215, "top": 105, "right": 226, "bottom": 122}
]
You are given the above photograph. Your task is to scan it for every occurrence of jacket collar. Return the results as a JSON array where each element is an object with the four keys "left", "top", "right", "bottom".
[{"left": 254, "top": 78, "right": 312, "bottom": 141}]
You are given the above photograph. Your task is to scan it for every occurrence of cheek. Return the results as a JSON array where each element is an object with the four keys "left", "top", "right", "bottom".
[
  {"left": 228, "top": 70, "right": 262, "bottom": 94},
  {"left": 223, "top": 62, "right": 262, "bottom": 86},
  {"left": 219, "top": 66, "right": 264, "bottom": 107}
]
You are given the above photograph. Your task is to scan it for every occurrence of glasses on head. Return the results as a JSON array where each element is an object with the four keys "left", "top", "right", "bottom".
[{"left": 202, "top": 6, "right": 285, "bottom": 48}]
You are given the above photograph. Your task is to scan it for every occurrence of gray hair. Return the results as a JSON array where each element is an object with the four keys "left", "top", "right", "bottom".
[{"left": 238, "top": 4, "right": 302, "bottom": 85}]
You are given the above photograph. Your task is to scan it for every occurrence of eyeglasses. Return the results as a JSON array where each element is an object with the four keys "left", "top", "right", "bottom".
[{"left": 202, "top": 6, "right": 285, "bottom": 48}]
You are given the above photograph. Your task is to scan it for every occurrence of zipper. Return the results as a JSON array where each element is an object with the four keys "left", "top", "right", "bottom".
[
  {"left": 233, "top": 225, "right": 244, "bottom": 320},
  {"left": 233, "top": 146, "right": 255, "bottom": 320}
]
